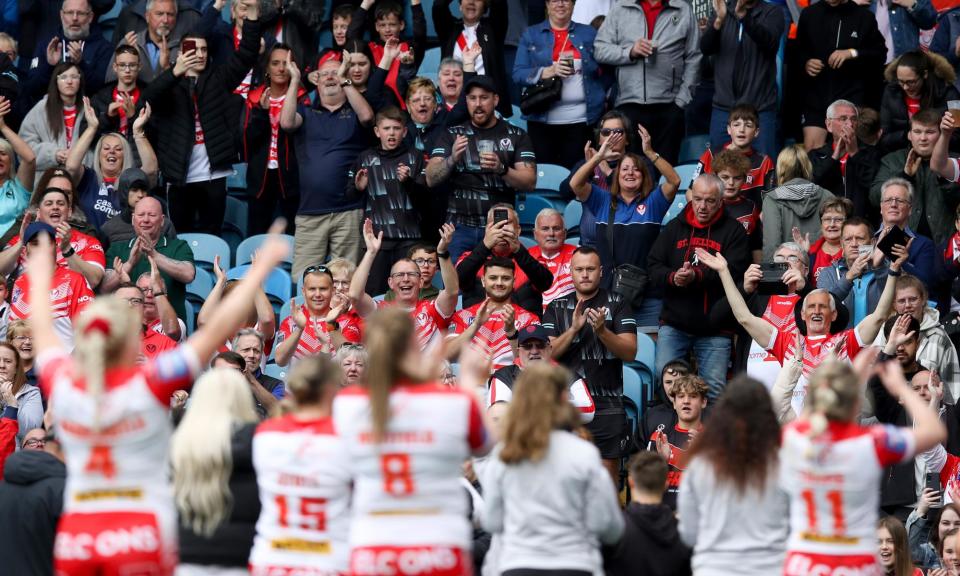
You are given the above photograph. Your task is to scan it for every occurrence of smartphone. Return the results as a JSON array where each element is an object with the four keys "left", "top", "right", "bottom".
[
  {"left": 181, "top": 39, "right": 197, "bottom": 54},
  {"left": 926, "top": 472, "right": 943, "bottom": 507},
  {"left": 493, "top": 208, "right": 509, "bottom": 224}
]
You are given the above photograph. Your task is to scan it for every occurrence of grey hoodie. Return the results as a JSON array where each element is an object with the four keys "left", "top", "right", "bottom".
[{"left": 761, "top": 178, "right": 835, "bottom": 262}]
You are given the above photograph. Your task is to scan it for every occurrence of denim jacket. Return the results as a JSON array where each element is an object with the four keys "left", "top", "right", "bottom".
[
  {"left": 512, "top": 20, "right": 608, "bottom": 124},
  {"left": 870, "top": 0, "right": 937, "bottom": 58}
]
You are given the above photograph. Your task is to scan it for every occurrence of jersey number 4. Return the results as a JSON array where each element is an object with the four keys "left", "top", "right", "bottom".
[
  {"left": 801, "top": 489, "right": 847, "bottom": 536},
  {"left": 276, "top": 495, "right": 328, "bottom": 530}
]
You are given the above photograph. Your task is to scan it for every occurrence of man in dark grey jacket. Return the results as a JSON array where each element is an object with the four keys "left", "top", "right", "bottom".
[
  {"left": 594, "top": 0, "right": 701, "bottom": 164},
  {"left": 700, "top": 0, "right": 785, "bottom": 157}
]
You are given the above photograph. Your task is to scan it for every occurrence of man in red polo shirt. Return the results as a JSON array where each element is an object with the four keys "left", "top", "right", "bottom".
[
  {"left": 115, "top": 283, "right": 176, "bottom": 362},
  {"left": 526, "top": 208, "right": 575, "bottom": 312}
]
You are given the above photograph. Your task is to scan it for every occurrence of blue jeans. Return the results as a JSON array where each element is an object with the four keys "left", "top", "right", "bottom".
[
  {"left": 634, "top": 297, "right": 662, "bottom": 332},
  {"left": 449, "top": 225, "right": 485, "bottom": 264},
  {"left": 709, "top": 107, "right": 779, "bottom": 161},
  {"left": 655, "top": 324, "right": 731, "bottom": 401}
]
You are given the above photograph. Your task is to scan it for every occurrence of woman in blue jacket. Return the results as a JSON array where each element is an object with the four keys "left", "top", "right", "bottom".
[{"left": 513, "top": 0, "right": 608, "bottom": 167}]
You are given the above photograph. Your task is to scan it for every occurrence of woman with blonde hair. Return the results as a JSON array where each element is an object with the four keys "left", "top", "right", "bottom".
[
  {"left": 171, "top": 368, "right": 260, "bottom": 575},
  {"left": 26, "top": 223, "right": 290, "bottom": 575},
  {"left": 6, "top": 320, "right": 36, "bottom": 387},
  {"left": 779, "top": 355, "right": 945, "bottom": 575},
  {"left": 334, "top": 307, "right": 490, "bottom": 575},
  {"left": 0, "top": 341, "right": 41, "bottom": 447},
  {"left": 249, "top": 354, "right": 352, "bottom": 575},
  {"left": 761, "top": 144, "right": 835, "bottom": 262},
  {"left": 481, "top": 363, "right": 623, "bottom": 576}
]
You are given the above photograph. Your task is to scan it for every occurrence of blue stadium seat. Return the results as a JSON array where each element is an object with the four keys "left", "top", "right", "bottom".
[
  {"left": 419, "top": 47, "right": 442, "bottom": 76},
  {"left": 509, "top": 106, "right": 527, "bottom": 131},
  {"left": 223, "top": 196, "right": 249, "bottom": 253},
  {"left": 662, "top": 194, "right": 686, "bottom": 226},
  {"left": 263, "top": 363, "right": 287, "bottom": 382},
  {"left": 622, "top": 365, "right": 644, "bottom": 423},
  {"left": 183, "top": 299, "right": 195, "bottom": 336},
  {"left": 236, "top": 234, "right": 296, "bottom": 272},
  {"left": 185, "top": 267, "right": 215, "bottom": 312},
  {"left": 537, "top": 164, "right": 570, "bottom": 193},
  {"left": 278, "top": 295, "right": 305, "bottom": 325},
  {"left": 516, "top": 194, "right": 555, "bottom": 232},
  {"left": 633, "top": 332, "right": 656, "bottom": 378},
  {"left": 562, "top": 201, "right": 582, "bottom": 234},
  {"left": 565, "top": 236, "right": 580, "bottom": 247},
  {"left": 678, "top": 134, "right": 710, "bottom": 165},
  {"left": 227, "top": 265, "right": 292, "bottom": 314},
  {"left": 180, "top": 233, "right": 231, "bottom": 272},
  {"left": 227, "top": 163, "right": 247, "bottom": 193},
  {"left": 519, "top": 236, "right": 536, "bottom": 249}
]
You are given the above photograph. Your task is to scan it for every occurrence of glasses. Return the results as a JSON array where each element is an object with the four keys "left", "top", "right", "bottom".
[
  {"left": 413, "top": 258, "right": 437, "bottom": 267},
  {"left": 115, "top": 63, "right": 139, "bottom": 70},
  {"left": 881, "top": 197, "right": 910, "bottom": 206},
  {"left": 897, "top": 78, "right": 922, "bottom": 88},
  {"left": 22, "top": 438, "right": 45, "bottom": 448},
  {"left": 829, "top": 115, "right": 857, "bottom": 123},
  {"left": 821, "top": 216, "right": 845, "bottom": 224},
  {"left": 548, "top": 0, "right": 574, "bottom": 4},
  {"left": 302, "top": 264, "right": 331, "bottom": 281},
  {"left": 121, "top": 297, "right": 144, "bottom": 307},
  {"left": 390, "top": 272, "right": 419, "bottom": 279},
  {"left": 57, "top": 73, "right": 81, "bottom": 82},
  {"left": 773, "top": 255, "right": 800, "bottom": 264},
  {"left": 896, "top": 296, "right": 921, "bottom": 305},
  {"left": 600, "top": 128, "right": 625, "bottom": 137},
  {"left": 11, "top": 335, "right": 31, "bottom": 342},
  {"left": 61, "top": 10, "right": 92, "bottom": 17},
  {"left": 440, "top": 372, "right": 457, "bottom": 382}
]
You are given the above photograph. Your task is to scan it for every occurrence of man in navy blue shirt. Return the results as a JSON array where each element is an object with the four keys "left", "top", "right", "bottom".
[{"left": 279, "top": 52, "right": 374, "bottom": 278}]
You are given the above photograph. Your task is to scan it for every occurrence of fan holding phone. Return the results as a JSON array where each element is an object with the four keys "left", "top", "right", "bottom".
[{"left": 869, "top": 178, "right": 936, "bottom": 288}]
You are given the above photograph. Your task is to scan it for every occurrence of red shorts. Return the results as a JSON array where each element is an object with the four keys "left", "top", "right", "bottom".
[
  {"left": 54, "top": 511, "right": 175, "bottom": 576},
  {"left": 350, "top": 545, "right": 471, "bottom": 576},
  {"left": 784, "top": 551, "right": 881, "bottom": 576}
]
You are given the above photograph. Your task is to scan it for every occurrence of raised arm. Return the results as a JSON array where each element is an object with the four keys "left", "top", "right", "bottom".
[
  {"left": 146, "top": 255, "right": 181, "bottom": 341},
  {"left": 196, "top": 254, "right": 228, "bottom": 327},
  {"left": 856, "top": 244, "right": 907, "bottom": 345},
  {"left": 348, "top": 219, "right": 381, "bottom": 318},
  {"left": 185, "top": 222, "right": 290, "bottom": 363},
  {"left": 444, "top": 300, "right": 490, "bottom": 360},
  {"left": 338, "top": 53, "right": 374, "bottom": 126},
  {"left": 0, "top": 97, "right": 36, "bottom": 191},
  {"left": 131, "top": 104, "right": 158, "bottom": 186},
  {"left": 65, "top": 97, "right": 99, "bottom": 183},
  {"left": 877, "top": 360, "right": 947, "bottom": 453},
  {"left": 638, "top": 125, "right": 680, "bottom": 201},
  {"left": 426, "top": 133, "right": 468, "bottom": 187},
  {"left": 434, "top": 223, "right": 459, "bottom": 317},
  {"left": 279, "top": 60, "right": 303, "bottom": 131},
  {"left": 570, "top": 132, "right": 623, "bottom": 201},
  {"left": 932, "top": 111, "right": 958, "bottom": 182},
  {"left": 25, "top": 233, "right": 62, "bottom": 355},
  {"left": 695, "top": 247, "right": 775, "bottom": 347}
]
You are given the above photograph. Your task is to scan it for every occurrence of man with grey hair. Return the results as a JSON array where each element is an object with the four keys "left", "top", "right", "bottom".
[
  {"left": 647, "top": 174, "right": 750, "bottom": 399},
  {"left": 232, "top": 327, "right": 284, "bottom": 418},
  {"left": 108, "top": 0, "right": 200, "bottom": 83},
  {"left": 808, "top": 99, "right": 881, "bottom": 217},
  {"left": 869, "top": 177, "right": 934, "bottom": 288},
  {"left": 528, "top": 207, "right": 575, "bottom": 312}
]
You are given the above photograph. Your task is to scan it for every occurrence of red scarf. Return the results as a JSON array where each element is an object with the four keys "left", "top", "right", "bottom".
[{"left": 112, "top": 86, "right": 141, "bottom": 133}]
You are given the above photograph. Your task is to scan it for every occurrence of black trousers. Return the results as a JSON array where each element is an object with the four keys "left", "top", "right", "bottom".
[
  {"left": 248, "top": 169, "right": 299, "bottom": 236},
  {"left": 617, "top": 102, "right": 686, "bottom": 166},
  {"left": 527, "top": 121, "right": 593, "bottom": 169},
  {"left": 167, "top": 177, "right": 227, "bottom": 235}
]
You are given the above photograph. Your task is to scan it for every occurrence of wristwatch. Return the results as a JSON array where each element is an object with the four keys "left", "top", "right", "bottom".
[
  {"left": 437, "top": 251, "right": 451, "bottom": 259},
  {"left": 61, "top": 246, "right": 75, "bottom": 258},
  {"left": 340, "top": 78, "right": 353, "bottom": 87}
]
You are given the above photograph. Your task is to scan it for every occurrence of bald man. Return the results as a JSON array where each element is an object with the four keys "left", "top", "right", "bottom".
[{"left": 102, "top": 197, "right": 196, "bottom": 319}]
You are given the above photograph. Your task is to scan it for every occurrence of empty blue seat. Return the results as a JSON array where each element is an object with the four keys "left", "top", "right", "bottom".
[
  {"left": 183, "top": 299, "right": 195, "bottom": 336},
  {"left": 509, "top": 106, "right": 527, "bottom": 131},
  {"left": 185, "top": 267, "right": 215, "bottom": 311},
  {"left": 227, "top": 163, "right": 247, "bottom": 191},
  {"left": 519, "top": 235, "right": 536, "bottom": 249},
  {"left": 262, "top": 363, "right": 287, "bottom": 382},
  {"left": 662, "top": 194, "right": 687, "bottom": 226},
  {"left": 516, "top": 194, "right": 555, "bottom": 231},
  {"left": 537, "top": 164, "right": 571, "bottom": 193},
  {"left": 227, "top": 265, "right": 292, "bottom": 314},
  {"left": 622, "top": 365, "right": 644, "bottom": 423},
  {"left": 180, "top": 233, "right": 231, "bottom": 272},
  {"left": 235, "top": 234, "right": 296, "bottom": 271},
  {"left": 223, "top": 196, "right": 249, "bottom": 253},
  {"left": 562, "top": 201, "right": 582, "bottom": 234},
  {"left": 678, "top": 134, "right": 710, "bottom": 165},
  {"left": 419, "top": 47, "right": 442, "bottom": 76}
]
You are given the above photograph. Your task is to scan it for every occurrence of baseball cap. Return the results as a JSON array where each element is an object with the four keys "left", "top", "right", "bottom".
[
  {"left": 464, "top": 75, "right": 498, "bottom": 95},
  {"left": 518, "top": 324, "right": 548, "bottom": 345},
  {"left": 23, "top": 222, "right": 56, "bottom": 244}
]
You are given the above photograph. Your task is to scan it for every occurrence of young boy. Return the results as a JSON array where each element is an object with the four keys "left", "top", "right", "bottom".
[
  {"left": 604, "top": 452, "right": 693, "bottom": 576},
  {"left": 331, "top": 4, "right": 353, "bottom": 49},
  {"left": 713, "top": 149, "right": 762, "bottom": 264},
  {"left": 692, "top": 103, "right": 774, "bottom": 204},
  {"left": 641, "top": 359, "right": 691, "bottom": 441},
  {"left": 348, "top": 0, "right": 426, "bottom": 109},
  {"left": 648, "top": 374, "right": 708, "bottom": 510},
  {"left": 346, "top": 106, "right": 426, "bottom": 295}
]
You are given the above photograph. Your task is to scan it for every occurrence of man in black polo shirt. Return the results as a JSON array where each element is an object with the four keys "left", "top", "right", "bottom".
[
  {"left": 425, "top": 75, "right": 537, "bottom": 262},
  {"left": 542, "top": 246, "right": 638, "bottom": 483}
]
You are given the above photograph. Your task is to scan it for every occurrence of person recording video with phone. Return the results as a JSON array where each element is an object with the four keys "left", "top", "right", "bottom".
[{"left": 870, "top": 177, "right": 935, "bottom": 288}]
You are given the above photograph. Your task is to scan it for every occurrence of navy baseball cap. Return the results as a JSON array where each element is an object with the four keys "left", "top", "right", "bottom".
[
  {"left": 464, "top": 75, "right": 498, "bottom": 95},
  {"left": 23, "top": 222, "right": 56, "bottom": 243},
  {"left": 518, "top": 324, "right": 548, "bottom": 345}
]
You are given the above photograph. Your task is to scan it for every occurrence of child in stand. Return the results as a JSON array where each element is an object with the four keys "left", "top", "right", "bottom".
[
  {"left": 348, "top": 0, "right": 426, "bottom": 110},
  {"left": 331, "top": 4, "right": 353, "bottom": 49},
  {"left": 648, "top": 374, "right": 708, "bottom": 510},
  {"left": 714, "top": 148, "right": 762, "bottom": 264},
  {"left": 691, "top": 103, "right": 774, "bottom": 204},
  {"left": 641, "top": 360, "right": 692, "bottom": 442},
  {"left": 346, "top": 106, "right": 426, "bottom": 295}
]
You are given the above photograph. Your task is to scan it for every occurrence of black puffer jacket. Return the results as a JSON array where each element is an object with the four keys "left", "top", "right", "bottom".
[
  {"left": 0, "top": 451, "right": 66, "bottom": 576},
  {"left": 142, "top": 18, "right": 261, "bottom": 186},
  {"left": 604, "top": 502, "right": 692, "bottom": 576},
  {"left": 880, "top": 52, "right": 960, "bottom": 153},
  {"left": 178, "top": 423, "right": 260, "bottom": 567}
]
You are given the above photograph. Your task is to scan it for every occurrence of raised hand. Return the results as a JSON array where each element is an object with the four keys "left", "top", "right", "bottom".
[
  {"left": 212, "top": 254, "right": 226, "bottom": 284},
  {"left": 67, "top": 41, "right": 83, "bottom": 63},
  {"left": 597, "top": 132, "right": 624, "bottom": 161},
  {"left": 113, "top": 256, "right": 131, "bottom": 284},
  {"left": 82, "top": 96, "right": 98, "bottom": 130},
  {"left": 451, "top": 134, "right": 469, "bottom": 163},
  {"left": 437, "top": 222, "right": 455, "bottom": 253},
  {"left": 362, "top": 218, "right": 383, "bottom": 253},
  {"left": 173, "top": 45, "right": 199, "bottom": 77},
  {"left": 337, "top": 50, "right": 352, "bottom": 81},
  {"left": 905, "top": 148, "right": 923, "bottom": 177},
  {"left": 287, "top": 59, "right": 301, "bottom": 85},
  {"left": 572, "top": 298, "right": 588, "bottom": 331},
  {"left": 289, "top": 298, "right": 307, "bottom": 329},
  {"left": 354, "top": 168, "right": 369, "bottom": 191},
  {"left": 889, "top": 313, "right": 917, "bottom": 348},
  {"left": 791, "top": 226, "right": 811, "bottom": 253},
  {"left": 56, "top": 221, "right": 72, "bottom": 253},
  {"left": 46, "top": 37, "right": 63, "bottom": 66},
  {"left": 694, "top": 247, "right": 727, "bottom": 271},
  {"left": 637, "top": 124, "right": 654, "bottom": 155},
  {"left": 148, "top": 254, "right": 166, "bottom": 293},
  {"left": 132, "top": 102, "right": 152, "bottom": 134},
  {"left": 743, "top": 263, "right": 762, "bottom": 294}
]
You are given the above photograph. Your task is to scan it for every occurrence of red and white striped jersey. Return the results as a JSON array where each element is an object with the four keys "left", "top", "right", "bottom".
[
  {"left": 766, "top": 326, "right": 864, "bottom": 415},
  {"left": 8, "top": 228, "right": 106, "bottom": 275},
  {"left": 449, "top": 303, "right": 539, "bottom": 370},
  {"left": 39, "top": 346, "right": 199, "bottom": 543},
  {"left": 528, "top": 244, "right": 575, "bottom": 311},
  {"left": 378, "top": 299, "right": 453, "bottom": 352},
  {"left": 10, "top": 267, "right": 94, "bottom": 349},
  {"left": 333, "top": 382, "right": 488, "bottom": 551},
  {"left": 276, "top": 305, "right": 337, "bottom": 364},
  {"left": 747, "top": 294, "right": 801, "bottom": 386},
  {"left": 146, "top": 317, "right": 187, "bottom": 343},
  {"left": 249, "top": 414, "right": 352, "bottom": 574},
  {"left": 780, "top": 420, "right": 914, "bottom": 558}
]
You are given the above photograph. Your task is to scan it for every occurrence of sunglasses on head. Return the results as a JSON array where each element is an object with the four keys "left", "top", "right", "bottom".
[{"left": 302, "top": 264, "right": 331, "bottom": 281}]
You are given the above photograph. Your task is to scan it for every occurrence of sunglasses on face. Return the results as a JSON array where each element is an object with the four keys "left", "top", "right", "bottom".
[{"left": 600, "top": 128, "right": 625, "bottom": 137}]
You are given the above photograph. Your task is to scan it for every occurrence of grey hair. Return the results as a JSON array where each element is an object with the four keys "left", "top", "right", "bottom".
[
  {"left": 93, "top": 133, "right": 135, "bottom": 184},
  {"left": 826, "top": 100, "right": 858, "bottom": 120},
  {"left": 880, "top": 177, "right": 914, "bottom": 205},
  {"left": 231, "top": 328, "right": 265, "bottom": 351},
  {"left": 0, "top": 32, "right": 17, "bottom": 55},
  {"left": 804, "top": 288, "right": 837, "bottom": 312},
  {"left": 534, "top": 208, "right": 562, "bottom": 228},
  {"left": 334, "top": 343, "right": 367, "bottom": 364},
  {"left": 693, "top": 173, "right": 724, "bottom": 198},
  {"left": 146, "top": 0, "right": 178, "bottom": 13},
  {"left": 438, "top": 57, "right": 463, "bottom": 73},
  {"left": 0, "top": 139, "right": 13, "bottom": 178},
  {"left": 777, "top": 241, "right": 810, "bottom": 267}
]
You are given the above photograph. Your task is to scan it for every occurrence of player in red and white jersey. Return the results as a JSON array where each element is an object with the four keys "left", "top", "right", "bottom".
[
  {"left": 0, "top": 185, "right": 106, "bottom": 288},
  {"left": 526, "top": 209, "right": 575, "bottom": 311},
  {"left": 697, "top": 246, "right": 902, "bottom": 414},
  {"left": 10, "top": 223, "right": 94, "bottom": 349},
  {"left": 779, "top": 358, "right": 945, "bottom": 576},
  {"left": 448, "top": 257, "right": 540, "bottom": 371},
  {"left": 275, "top": 265, "right": 347, "bottom": 367},
  {"left": 333, "top": 308, "right": 489, "bottom": 576},
  {"left": 350, "top": 220, "right": 460, "bottom": 352},
  {"left": 25, "top": 226, "right": 291, "bottom": 576},
  {"left": 250, "top": 355, "right": 352, "bottom": 576}
]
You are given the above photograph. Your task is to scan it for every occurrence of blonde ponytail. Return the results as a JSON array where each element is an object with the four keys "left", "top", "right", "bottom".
[
  {"left": 362, "top": 308, "right": 415, "bottom": 443},
  {"left": 804, "top": 360, "right": 861, "bottom": 442}
]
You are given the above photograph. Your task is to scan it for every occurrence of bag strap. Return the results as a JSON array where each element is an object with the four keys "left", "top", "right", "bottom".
[{"left": 607, "top": 195, "right": 616, "bottom": 265}]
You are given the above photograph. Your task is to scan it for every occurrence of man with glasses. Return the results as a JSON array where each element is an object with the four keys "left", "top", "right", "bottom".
[
  {"left": 808, "top": 99, "right": 882, "bottom": 219},
  {"left": 136, "top": 269, "right": 184, "bottom": 342},
  {"left": 10, "top": 223, "right": 93, "bottom": 350},
  {"left": 93, "top": 45, "right": 146, "bottom": 139},
  {"left": 871, "top": 178, "right": 935, "bottom": 287},
  {"left": 115, "top": 282, "right": 177, "bottom": 361},
  {"left": 24, "top": 0, "right": 112, "bottom": 97},
  {"left": 387, "top": 244, "right": 441, "bottom": 302},
  {"left": 275, "top": 264, "right": 347, "bottom": 367}
]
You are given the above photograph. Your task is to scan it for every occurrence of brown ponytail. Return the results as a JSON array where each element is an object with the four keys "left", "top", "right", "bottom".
[{"left": 363, "top": 308, "right": 415, "bottom": 443}]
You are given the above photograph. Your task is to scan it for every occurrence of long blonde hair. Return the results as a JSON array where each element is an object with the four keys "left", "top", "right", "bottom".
[
  {"left": 499, "top": 364, "right": 579, "bottom": 464},
  {"left": 171, "top": 368, "right": 258, "bottom": 537},
  {"left": 805, "top": 360, "right": 861, "bottom": 437},
  {"left": 363, "top": 308, "right": 415, "bottom": 443},
  {"left": 73, "top": 297, "right": 141, "bottom": 431},
  {"left": 286, "top": 354, "right": 342, "bottom": 407}
]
